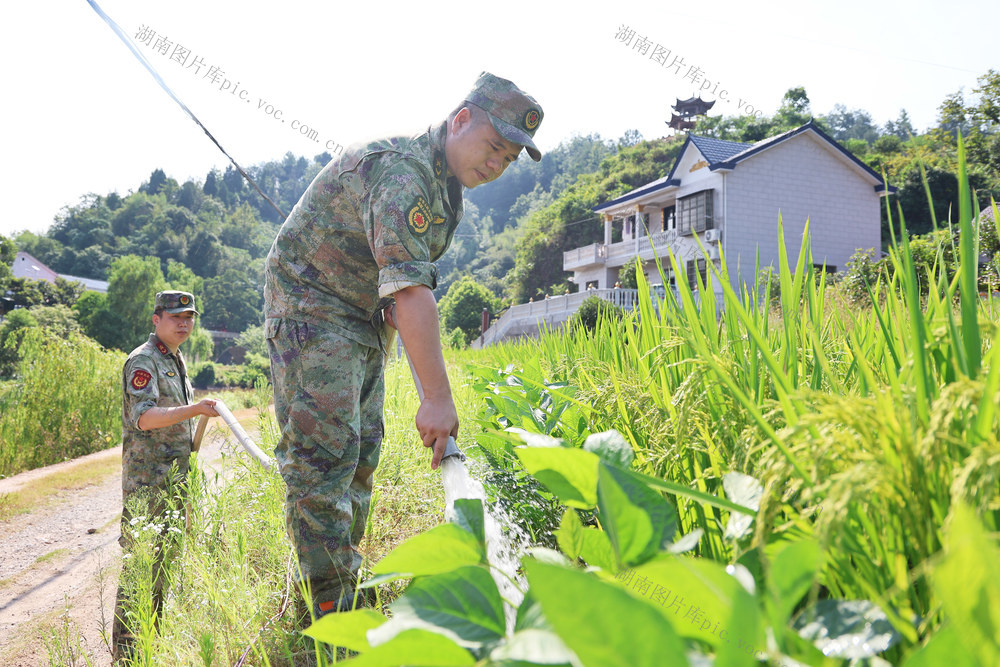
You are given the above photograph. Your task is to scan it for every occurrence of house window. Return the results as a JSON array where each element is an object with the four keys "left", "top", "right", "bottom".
[
  {"left": 661, "top": 206, "right": 676, "bottom": 231},
  {"left": 688, "top": 259, "right": 720, "bottom": 291},
  {"left": 677, "top": 190, "right": 714, "bottom": 236},
  {"left": 813, "top": 263, "right": 837, "bottom": 274},
  {"left": 686, "top": 258, "right": 708, "bottom": 289}
]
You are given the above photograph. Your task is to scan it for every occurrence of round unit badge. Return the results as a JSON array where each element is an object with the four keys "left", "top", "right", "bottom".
[{"left": 524, "top": 109, "right": 540, "bottom": 131}]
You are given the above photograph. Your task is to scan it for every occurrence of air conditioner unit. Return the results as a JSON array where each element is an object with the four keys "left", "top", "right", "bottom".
[
  {"left": 704, "top": 229, "right": 721, "bottom": 243},
  {"left": 707, "top": 245, "right": 720, "bottom": 260}
]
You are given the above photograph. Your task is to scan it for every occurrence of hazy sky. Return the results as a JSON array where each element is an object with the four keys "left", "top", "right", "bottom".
[{"left": 1, "top": 0, "right": 995, "bottom": 238}]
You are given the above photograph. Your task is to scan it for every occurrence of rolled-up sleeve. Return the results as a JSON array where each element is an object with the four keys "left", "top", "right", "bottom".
[
  {"left": 365, "top": 160, "right": 439, "bottom": 298},
  {"left": 123, "top": 357, "right": 158, "bottom": 429}
]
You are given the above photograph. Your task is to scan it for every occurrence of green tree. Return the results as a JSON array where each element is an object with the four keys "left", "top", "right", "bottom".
[
  {"left": 618, "top": 258, "right": 645, "bottom": 289},
  {"left": 0, "top": 234, "right": 15, "bottom": 292},
  {"left": 0, "top": 304, "right": 77, "bottom": 377},
  {"left": 202, "top": 267, "right": 262, "bottom": 332},
  {"left": 181, "top": 327, "right": 214, "bottom": 365},
  {"left": 0, "top": 308, "right": 37, "bottom": 377},
  {"left": 103, "top": 255, "right": 167, "bottom": 351},
  {"left": 438, "top": 276, "right": 499, "bottom": 344},
  {"left": 774, "top": 86, "right": 812, "bottom": 128},
  {"left": 235, "top": 323, "right": 267, "bottom": 358}
]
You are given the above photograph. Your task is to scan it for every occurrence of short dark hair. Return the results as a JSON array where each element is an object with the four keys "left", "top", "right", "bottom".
[{"left": 153, "top": 306, "right": 165, "bottom": 316}]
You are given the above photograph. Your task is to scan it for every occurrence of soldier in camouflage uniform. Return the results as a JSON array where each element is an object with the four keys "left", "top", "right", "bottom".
[
  {"left": 264, "top": 72, "right": 543, "bottom": 619},
  {"left": 113, "top": 290, "right": 218, "bottom": 663}
]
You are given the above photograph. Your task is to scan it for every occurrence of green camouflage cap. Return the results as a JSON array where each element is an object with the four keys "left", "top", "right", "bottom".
[
  {"left": 155, "top": 290, "right": 199, "bottom": 314},
  {"left": 464, "top": 72, "right": 543, "bottom": 161}
]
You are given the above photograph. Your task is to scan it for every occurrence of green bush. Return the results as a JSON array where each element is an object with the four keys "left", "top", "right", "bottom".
[
  {"left": 438, "top": 276, "right": 499, "bottom": 344},
  {"left": 618, "top": 258, "right": 645, "bottom": 289},
  {"left": 192, "top": 362, "right": 217, "bottom": 389},
  {"left": 569, "top": 295, "right": 625, "bottom": 332},
  {"left": 0, "top": 328, "right": 124, "bottom": 476},
  {"left": 442, "top": 326, "right": 466, "bottom": 349}
]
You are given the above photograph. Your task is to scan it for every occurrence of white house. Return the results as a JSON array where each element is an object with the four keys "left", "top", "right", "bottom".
[
  {"left": 473, "top": 121, "right": 894, "bottom": 347},
  {"left": 564, "top": 121, "right": 894, "bottom": 296},
  {"left": 11, "top": 251, "right": 108, "bottom": 293}
]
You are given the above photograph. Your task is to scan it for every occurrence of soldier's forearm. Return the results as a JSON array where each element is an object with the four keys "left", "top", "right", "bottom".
[
  {"left": 137, "top": 404, "right": 204, "bottom": 431},
  {"left": 393, "top": 285, "right": 451, "bottom": 400}
]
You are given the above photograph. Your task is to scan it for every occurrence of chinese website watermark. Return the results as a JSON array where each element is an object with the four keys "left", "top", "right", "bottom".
[
  {"left": 614, "top": 24, "right": 763, "bottom": 118},
  {"left": 615, "top": 566, "right": 768, "bottom": 661},
  {"left": 134, "top": 25, "right": 345, "bottom": 154}
]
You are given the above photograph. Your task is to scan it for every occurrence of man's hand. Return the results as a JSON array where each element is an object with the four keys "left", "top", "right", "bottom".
[
  {"left": 415, "top": 395, "right": 459, "bottom": 470},
  {"left": 192, "top": 399, "right": 219, "bottom": 417}
]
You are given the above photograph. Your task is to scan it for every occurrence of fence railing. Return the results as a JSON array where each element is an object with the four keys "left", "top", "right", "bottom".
[{"left": 471, "top": 287, "right": 725, "bottom": 348}]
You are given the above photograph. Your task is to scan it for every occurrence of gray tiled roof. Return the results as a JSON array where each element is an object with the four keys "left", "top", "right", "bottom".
[{"left": 688, "top": 135, "right": 752, "bottom": 164}]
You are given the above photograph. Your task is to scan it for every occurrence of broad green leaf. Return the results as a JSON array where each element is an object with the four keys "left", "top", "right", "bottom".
[
  {"left": 714, "top": 579, "right": 764, "bottom": 667},
  {"left": 514, "top": 589, "right": 550, "bottom": 633},
  {"left": 525, "top": 560, "right": 686, "bottom": 667},
  {"left": 769, "top": 539, "right": 822, "bottom": 627},
  {"left": 488, "top": 629, "right": 576, "bottom": 666},
  {"left": 344, "top": 628, "right": 474, "bottom": 666},
  {"left": 555, "top": 508, "right": 584, "bottom": 560},
  {"left": 933, "top": 504, "right": 1000, "bottom": 666},
  {"left": 792, "top": 599, "right": 900, "bottom": 659},
  {"left": 368, "top": 566, "right": 505, "bottom": 650},
  {"left": 371, "top": 523, "right": 484, "bottom": 580},
  {"left": 450, "top": 498, "right": 486, "bottom": 547},
  {"left": 623, "top": 554, "right": 764, "bottom": 648},
  {"left": 722, "top": 472, "right": 762, "bottom": 540},
  {"left": 302, "top": 608, "right": 384, "bottom": 652},
  {"left": 902, "top": 625, "right": 977, "bottom": 667},
  {"left": 578, "top": 526, "right": 616, "bottom": 571},
  {"left": 515, "top": 446, "right": 599, "bottom": 509},
  {"left": 597, "top": 463, "right": 677, "bottom": 566},
  {"left": 583, "top": 430, "right": 634, "bottom": 468}
]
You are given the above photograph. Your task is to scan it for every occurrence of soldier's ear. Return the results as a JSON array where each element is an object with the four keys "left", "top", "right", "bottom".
[{"left": 451, "top": 107, "right": 473, "bottom": 136}]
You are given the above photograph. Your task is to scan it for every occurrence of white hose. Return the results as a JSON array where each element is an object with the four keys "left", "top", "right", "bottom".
[{"left": 214, "top": 400, "right": 275, "bottom": 471}]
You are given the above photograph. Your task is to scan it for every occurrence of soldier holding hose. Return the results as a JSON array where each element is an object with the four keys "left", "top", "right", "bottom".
[
  {"left": 263, "top": 72, "right": 544, "bottom": 622},
  {"left": 113, "top": 290, "right": 218, "bottom": 663}
]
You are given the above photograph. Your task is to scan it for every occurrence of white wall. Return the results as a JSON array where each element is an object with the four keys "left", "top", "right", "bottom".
[{"left": 723, "top": 132, "right": 882, "bottom": 289}]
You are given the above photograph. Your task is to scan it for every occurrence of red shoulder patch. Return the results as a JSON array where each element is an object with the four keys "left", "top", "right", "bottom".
[
  {"left": 131, "top": 369, "right": 152, "bottom": 390},
  {"left": 155, "top": 341, "right": 169, "bottom": 355}
]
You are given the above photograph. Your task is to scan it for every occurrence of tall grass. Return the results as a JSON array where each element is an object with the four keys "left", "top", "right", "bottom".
[
  {"left": 105, "top": 354, "right": 479, "bottom": 666},
  {"left": 476, "top": 148, "right": 1000, "bottom": 653},
  {"left": 0, "top": 328, "right": 123, "bottom": 477}
]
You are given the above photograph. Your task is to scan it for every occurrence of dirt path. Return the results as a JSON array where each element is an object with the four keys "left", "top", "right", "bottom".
[{"left": 0, "top": 408, "right": 264, "bottom": 666}]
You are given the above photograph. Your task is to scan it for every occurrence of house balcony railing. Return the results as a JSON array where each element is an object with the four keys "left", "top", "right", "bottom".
[
  {"left": 563, "top": 243, "right": 605, "bottom": 270},
  {"left": 562, "top": 230, "right": 683, "bottom": 271}
]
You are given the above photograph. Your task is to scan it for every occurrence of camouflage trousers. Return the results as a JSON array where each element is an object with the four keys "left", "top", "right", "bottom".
[{"left": 266, "top": 318, "right": 385, "bottom": 614}]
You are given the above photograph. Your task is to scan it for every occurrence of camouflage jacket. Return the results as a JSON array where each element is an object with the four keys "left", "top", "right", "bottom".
[
  {"left": 264, "top": 121, "right": 464, "bottom": 349},
  {"left": 121, "top": 334, "right": 194, "bottom": 495}
]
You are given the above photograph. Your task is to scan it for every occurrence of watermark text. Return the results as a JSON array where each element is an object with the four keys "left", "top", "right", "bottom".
[
  {"left": 134, "top": 25, "right": 344, "bottom": 154},
  {"left": 614, "top": 24, "right": 763, "bottom": 118}
]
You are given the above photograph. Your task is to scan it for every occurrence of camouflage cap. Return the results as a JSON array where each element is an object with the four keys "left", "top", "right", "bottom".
[
  {"left": 464, "top": 72, "right": 543, "bottom": 162},
  {"left": 155, "top": 290, "right": 199, "bottom": 314}
]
